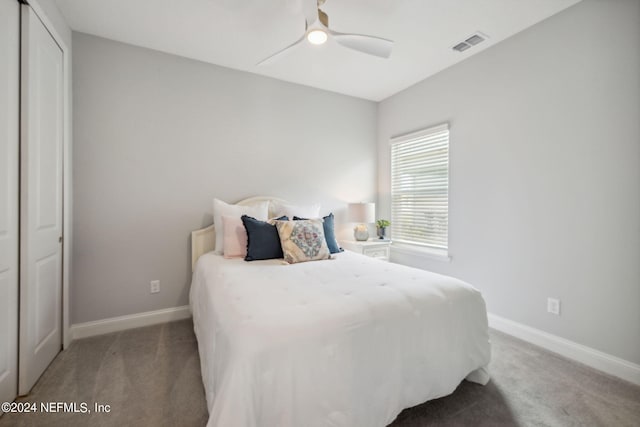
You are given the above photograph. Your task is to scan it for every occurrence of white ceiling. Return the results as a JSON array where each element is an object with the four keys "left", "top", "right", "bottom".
[{"left": 54, "top": 0, "right": 581, "bottom": 101}]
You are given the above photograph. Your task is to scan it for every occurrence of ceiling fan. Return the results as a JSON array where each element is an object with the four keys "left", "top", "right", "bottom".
[{"left": 257, "top": 0, "right": 394, "bottom": 65}]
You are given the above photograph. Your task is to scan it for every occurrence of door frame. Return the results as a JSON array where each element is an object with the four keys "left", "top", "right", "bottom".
[
  {"left": 21, "top": 0, "right": 72, "bottom": 350},
  {"left": 0, "top": 0, "right": 20, "bottom": 407}
]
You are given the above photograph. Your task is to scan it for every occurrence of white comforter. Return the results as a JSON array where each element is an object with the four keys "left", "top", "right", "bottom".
[{"left": 190, "top": 251, "right": 491, "bottom": 427}]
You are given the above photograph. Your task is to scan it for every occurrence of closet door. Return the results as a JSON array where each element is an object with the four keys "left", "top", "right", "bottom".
[
  {"left": 0, "top": 0, "right": 20, "bottom": 408},
  {"left": 19, "top": 5, "right": 64, "bottom": 395}
]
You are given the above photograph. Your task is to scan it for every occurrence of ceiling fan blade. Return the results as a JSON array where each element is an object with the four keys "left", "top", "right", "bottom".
[
  {"left": 256, "top": 34, "right": 306, "bottom": 66},
  {"left": 301, "top": 0, "right": 319, "bottom": 28},
  {"left": 330, "top": 30, "right": 394, "bottom": 58}
]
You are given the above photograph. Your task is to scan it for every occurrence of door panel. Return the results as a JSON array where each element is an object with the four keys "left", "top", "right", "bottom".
[
  {"left": 0, "top": 0, "right": 20, "bottom": 408},
  {"left": 19, "top": 5, "right": 64, "bottom": 396},
  {"left": 36, "top": 40, "right": 63, "bottom": 230},
  {"left": 35, "top": 255, "right": 60, "bottom": 349}
]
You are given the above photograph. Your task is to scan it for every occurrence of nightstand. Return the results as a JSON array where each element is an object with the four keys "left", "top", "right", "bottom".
[{"left": 340, "top": 239, "right": 392, "bottom": 261}]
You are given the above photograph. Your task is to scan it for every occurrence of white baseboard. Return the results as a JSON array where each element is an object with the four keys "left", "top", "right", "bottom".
[
  {"left": 70, "top": 305, "right": 192, "bottom": 340},
  {"left": 69, "top": 308, "right": 640, "bottom": 386},
  {"left": 488, "top": 313, "right": 640, "bottom": 386}
]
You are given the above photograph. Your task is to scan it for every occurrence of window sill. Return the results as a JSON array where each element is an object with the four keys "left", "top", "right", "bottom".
[{"left": 391, "top": 243, "right": 452, "bottom": 263}]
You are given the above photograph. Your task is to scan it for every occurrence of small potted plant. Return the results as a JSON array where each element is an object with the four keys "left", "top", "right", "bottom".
[{"left": 376, "top": 219, "right": 391, "bottom": 240}]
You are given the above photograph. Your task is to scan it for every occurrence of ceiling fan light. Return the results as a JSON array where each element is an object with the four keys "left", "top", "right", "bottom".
[{"left": 307, "top": 29, "right": 328, "bottom": 45}]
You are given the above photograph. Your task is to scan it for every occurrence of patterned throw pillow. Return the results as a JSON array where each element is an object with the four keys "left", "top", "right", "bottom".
[
  {"left": 293, "top": 213, "right": 343, "bottom": 254},
  {"left": 275, "top": 219, "right": 331, "bottom": 264}
]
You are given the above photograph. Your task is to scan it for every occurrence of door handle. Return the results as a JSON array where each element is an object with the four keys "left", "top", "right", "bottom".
[{"left": 59, "top": 236, "right": 63, "bottom": 243}]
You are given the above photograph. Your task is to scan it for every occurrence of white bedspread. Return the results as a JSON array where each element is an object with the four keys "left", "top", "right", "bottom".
[{"left": 190, "top": 251, "right": 491, "bottom": 427}]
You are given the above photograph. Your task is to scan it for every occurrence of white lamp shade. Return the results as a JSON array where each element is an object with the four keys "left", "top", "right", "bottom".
[{"left": 348, "top": 202, "right": 375, "bottom": 223}]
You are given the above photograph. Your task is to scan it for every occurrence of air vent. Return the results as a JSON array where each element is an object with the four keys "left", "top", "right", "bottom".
[
  {"left": 452, "top": 32, "right": 488, "bottom": 52},
  {"left": 452, "top": 42, "right": 470, "bottom": 52},
  {"left": 465, "top": 34, "right": 485, "bottom": 45}
]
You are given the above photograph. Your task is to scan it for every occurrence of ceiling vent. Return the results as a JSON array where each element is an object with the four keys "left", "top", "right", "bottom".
[{"left": 452, "top": 32, "right": 488, "bottom": 52}]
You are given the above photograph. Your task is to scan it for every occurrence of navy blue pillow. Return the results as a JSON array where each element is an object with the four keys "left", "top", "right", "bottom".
[
  {"left": 293, "top": 213, "right": 343, "bottom": 254},
  {"left": 242, "top": 215, "right": 288, "bottom": 261}
]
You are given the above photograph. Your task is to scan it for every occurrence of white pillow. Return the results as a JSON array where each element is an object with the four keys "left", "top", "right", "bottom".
[
  {"left": 271, "top": 201, "right": 321, "bottom": 219},
  {"left": 213, "top": 198, "right": 269, "bottom": 254}
]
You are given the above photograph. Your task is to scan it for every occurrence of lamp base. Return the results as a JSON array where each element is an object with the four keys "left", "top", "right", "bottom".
[{"left": 354, "top": 224, "right": 369, "bottom": 241}]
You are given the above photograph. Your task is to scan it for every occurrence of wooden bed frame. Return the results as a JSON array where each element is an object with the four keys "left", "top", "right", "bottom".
[{"left": 190, "top": 196, "right": 288, "bottom": 271}]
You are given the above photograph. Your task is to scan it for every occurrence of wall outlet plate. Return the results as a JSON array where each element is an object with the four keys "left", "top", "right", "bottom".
[
  {"left": 547, "top": 297, "right": 560, "bottom": 315},
  {"left": 150, "top": 280, "right": 160, "bottom": 294}
]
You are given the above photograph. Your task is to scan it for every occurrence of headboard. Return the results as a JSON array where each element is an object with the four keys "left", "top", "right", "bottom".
[{"left": 190, "top": 196, "right": 289, "bottom": 271}]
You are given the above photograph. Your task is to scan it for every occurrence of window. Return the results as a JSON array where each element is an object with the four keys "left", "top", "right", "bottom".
[{"left": 390, "top": 123, "right": 449, "bottom": 252}]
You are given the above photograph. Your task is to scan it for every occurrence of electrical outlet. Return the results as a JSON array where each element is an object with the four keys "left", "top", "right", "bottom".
[
  {"left": 547, "top": 298, "right": 560, "bottom": 315},
  {"left": 150, "top": 280, "right": 160, "bottom": 294}
]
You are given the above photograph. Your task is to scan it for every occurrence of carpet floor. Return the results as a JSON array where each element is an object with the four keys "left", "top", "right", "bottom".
[{"left": 1, "top": 319, "right": 638, "bottom": 427}]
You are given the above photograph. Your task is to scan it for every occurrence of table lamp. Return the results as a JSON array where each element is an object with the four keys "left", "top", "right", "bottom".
[{"left": 348, "top": 202, "right": 375, "bottom": 241}]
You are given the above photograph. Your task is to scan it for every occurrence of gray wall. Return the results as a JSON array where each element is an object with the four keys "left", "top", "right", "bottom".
[
  {"left": 377, "top": 0, "right": 640, "bottom": 364},
  {"left": 72, "top": 33, "right": 377, "bottom": 324}
]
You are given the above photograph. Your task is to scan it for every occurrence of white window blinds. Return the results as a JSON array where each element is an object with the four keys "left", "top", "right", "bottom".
[{"left": 390, "top": 123, "right": 449, "bottom": 251}]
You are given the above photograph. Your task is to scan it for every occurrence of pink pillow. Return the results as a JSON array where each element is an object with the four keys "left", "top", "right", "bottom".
[{"left": 222, "top": 216, "right": 247, "bottom": 258}]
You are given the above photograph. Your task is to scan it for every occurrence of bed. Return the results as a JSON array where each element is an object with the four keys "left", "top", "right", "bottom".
[{"left": 189, "top": 197, "right": 491, "bottom": 427}]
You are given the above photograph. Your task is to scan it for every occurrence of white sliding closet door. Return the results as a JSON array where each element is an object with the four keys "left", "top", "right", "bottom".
[
  {"left": 19, "top": 5, "right": 64, "bottom": 395},
  {"left": 0, "top": 0, "right": 20, "bottom": 407}
]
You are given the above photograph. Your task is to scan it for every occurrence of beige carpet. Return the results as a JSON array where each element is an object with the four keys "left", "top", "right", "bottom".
[{"left": 1, "top": 319, "right": 638, "bottom": 426}]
